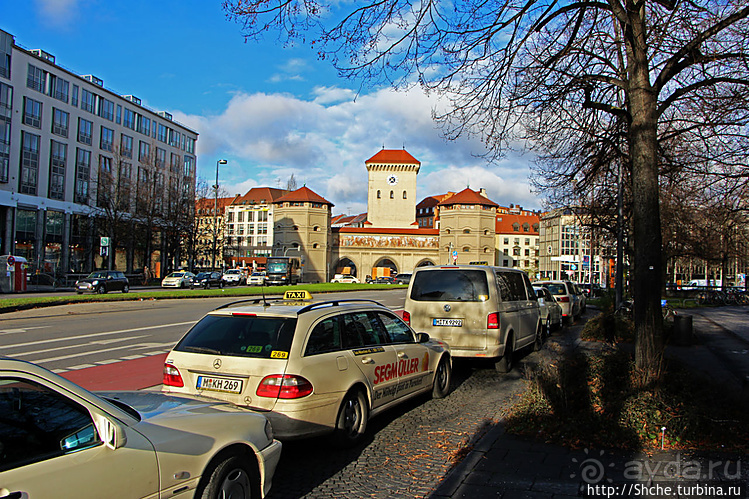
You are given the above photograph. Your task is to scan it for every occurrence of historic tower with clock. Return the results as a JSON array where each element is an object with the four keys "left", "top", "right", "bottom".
[{"left": 365, "top": 149, "right": 420, "bottom": 228}]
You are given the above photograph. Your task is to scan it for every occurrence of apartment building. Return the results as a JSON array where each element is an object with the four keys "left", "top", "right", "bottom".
[
  {"left": 495, "top": 205, "right": 540, "bottom": 272},
  {"left": 0, "top": 28, "right": 198, "bottom": 276}
]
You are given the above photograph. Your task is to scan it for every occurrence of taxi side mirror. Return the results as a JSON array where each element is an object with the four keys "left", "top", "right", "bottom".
[{"left": 416, "top": 332, "right": 430, "bottom": 343}]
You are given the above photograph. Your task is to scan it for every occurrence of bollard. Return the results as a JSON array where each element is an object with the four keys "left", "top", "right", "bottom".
[{"left": 673, "top": 314, "right": 693, "bottom": 346}]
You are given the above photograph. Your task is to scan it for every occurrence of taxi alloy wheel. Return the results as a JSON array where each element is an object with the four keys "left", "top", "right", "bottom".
[
  {"left": 432, "top": 356, "right": 452, "bottom": 399},
  {"left": 333, "top": 390, "right": 368, "bottom": 447},
  {"left": 199, "top": 454, "right": 258, "bottom": 499}
]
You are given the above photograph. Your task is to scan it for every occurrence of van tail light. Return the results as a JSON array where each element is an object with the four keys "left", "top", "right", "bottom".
[
  {"left": 487, "top": 312, "right": 500, "bottom": 329},
  {"left": 557, "top": 296, "right": 570, "bottom": 302},
  {"left": 403, "top": 310, "right": 411, "bottom": 325},
  {"left": 163, "top": 364, "right": 184, "bottom": 387},
  {"left": 257, "top": 374, "right": 313, "bottom": 399}
]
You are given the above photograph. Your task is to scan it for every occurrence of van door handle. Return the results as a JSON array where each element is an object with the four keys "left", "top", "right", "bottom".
[
  {"left": 397, "top": 351, "right": 406, "bottom": 359},
  {"left": 361, "top": 357, "right": 375, "bottom": 364}
]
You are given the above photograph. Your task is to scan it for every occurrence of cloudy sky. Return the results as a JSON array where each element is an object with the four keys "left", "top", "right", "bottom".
[{"left": 3, "top": 0, "right": 543, "bottom": 214}]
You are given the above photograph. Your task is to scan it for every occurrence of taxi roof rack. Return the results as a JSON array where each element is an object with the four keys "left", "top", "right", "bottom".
[
  {"left": 214, "top": 297, "right": 285, "bottom": 310},
  {"left": 296, "top": 299, "right": 384, "bottom": 315}
]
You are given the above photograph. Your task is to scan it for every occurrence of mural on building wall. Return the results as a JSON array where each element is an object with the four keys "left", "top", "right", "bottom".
[{"left": 338, "top": 235, "right": 439, "bottom": 249}]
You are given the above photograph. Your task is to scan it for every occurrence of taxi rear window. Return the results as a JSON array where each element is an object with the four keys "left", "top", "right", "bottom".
[
  {"left": 544, "top": 283, "right": 567, "bottom": 295},
  {"left": 409, "top": 269, "right": 490, "bottom": 302},
  {"left": 174, "top": 316, "right": 297, "bottom": 359}
]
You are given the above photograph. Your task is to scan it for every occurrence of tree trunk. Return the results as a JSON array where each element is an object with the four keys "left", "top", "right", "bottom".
[{"left": 627, "top": 5, "right": 664, "bottom": 384}]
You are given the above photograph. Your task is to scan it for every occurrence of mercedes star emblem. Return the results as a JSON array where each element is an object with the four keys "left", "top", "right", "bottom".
[{"left": 213, "top": 359, "right": 222, "bottom": 369}]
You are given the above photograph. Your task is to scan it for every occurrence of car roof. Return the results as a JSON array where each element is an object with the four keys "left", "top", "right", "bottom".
[{"left": 206, "top": 298, "right": 390, "bottom": 319}]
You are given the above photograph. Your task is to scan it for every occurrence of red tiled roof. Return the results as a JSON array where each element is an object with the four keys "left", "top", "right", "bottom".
[
  {"left": 365, "top": 149, "right": 420, "bottom": 165},
  {"left": 335, "top": 227, "right": 439, "bottom": 235},
  {"left": 196, "top": 196, "right": 237, "bottom": 211},
  {"left": 275, "top": 186, "right": 334, "bottom": 206},
  {"left": 233, "top": 187, "right": 288, "bottom": 205},
  {"left": 437, "top": 188, "right": 498, "bottom": 207},
  {"left": 495, "top": 213, "right": 540, "bottom": 234}
]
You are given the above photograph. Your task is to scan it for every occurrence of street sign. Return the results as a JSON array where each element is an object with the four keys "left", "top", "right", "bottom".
[
  {"left": 100, "top": 236, "right": 110, "bottom": 247},
  {"left": 452, "top": 250, "right": 458, "bottom": 263}
]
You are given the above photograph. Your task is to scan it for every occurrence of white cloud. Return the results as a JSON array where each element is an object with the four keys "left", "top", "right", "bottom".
[
  {"left": 34, "top": 0, "right": 79, "bottom": 27},
  {"left": 171, "top": 85, "right": 542, "bottom": 215}
]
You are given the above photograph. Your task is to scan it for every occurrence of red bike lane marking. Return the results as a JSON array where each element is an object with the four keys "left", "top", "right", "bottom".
[{"left": 61, "top": 353, "right": 167, "bottom": 391}]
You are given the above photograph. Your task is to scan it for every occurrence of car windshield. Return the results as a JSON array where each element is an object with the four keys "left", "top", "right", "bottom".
[
  {"left": 166, "top": 272, "right": 185, "bottom": 278},
  {"left": 174, "top": 315, "right": 297, "bottom": 359},
  {"left": 195, "top": 273, "right": 208, "bottom": 278},
  {"left": 410, "top": 269, "right": 489, "bottom": 302},
  {"left": 226, "top": 270, "right": 240, "bottom": 274},
  {"left": 251, "top": 273, "right": 264, "bottom": 277}
]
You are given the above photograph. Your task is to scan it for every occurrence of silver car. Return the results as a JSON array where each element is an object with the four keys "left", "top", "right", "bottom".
[
  {"left": 161, "top": 271, "right": 195, "bottom": 288},
  {"left": 533, "top": 285, "right": 563, "bottom": 334},
  {"left": 0, "top": 357, "right": 282, "bottom": 498}
]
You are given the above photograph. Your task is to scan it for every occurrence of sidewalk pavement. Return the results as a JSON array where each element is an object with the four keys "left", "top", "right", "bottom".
[{"left": 431, "top": 306, "right": 749, "bottom": 499}]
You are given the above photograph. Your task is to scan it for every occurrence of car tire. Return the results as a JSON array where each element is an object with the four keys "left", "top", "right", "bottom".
[
  {"left": 97, "top": 285, "right": 106, "bottom": 294},
  {"left": 533, "top": 322, "right": 543, "bottom": 351},
  {"left": 180, "top": 281, "right": 185, "bottom": 289},
  {"left": 204, "top": 282, "right": 210, "bottom": 289},
  {"left": 219, "top": 281, "right": 225, "bottom": 289},
  {"left": 333, "top": 390, "right": 368, "bottom": 447},
  {"left": 198, "top": 454, "right": 259, "bottom": 499},
  {"left": 122, "top": 284, "right": 129, "bottom": 293},
  {"left": 432, "top": 356, "right": 452, "bottom": 399},
  {"left": 495, "top": 334, "right": 514, "bottom": 373}
]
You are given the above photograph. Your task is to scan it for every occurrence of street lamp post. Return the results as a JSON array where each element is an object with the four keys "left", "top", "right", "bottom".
[{"left": 212, "top": 159, "right": 227, "bottom": 271}]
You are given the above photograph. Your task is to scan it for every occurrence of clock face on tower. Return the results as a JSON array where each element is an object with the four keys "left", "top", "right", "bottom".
[{"left": 386, "top": 174, "right": 399, "bottom": 186}]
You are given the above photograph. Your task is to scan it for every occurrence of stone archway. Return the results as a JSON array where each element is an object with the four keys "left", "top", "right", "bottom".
[
  {"left": 373, "top": 257, "right": 398, "bottom": 276},
  {"left": 416, "top": 259, "right": 435, "bottom": 267},
  {"left": 333, "top": 257, "right": 358, "bottom": 277}
]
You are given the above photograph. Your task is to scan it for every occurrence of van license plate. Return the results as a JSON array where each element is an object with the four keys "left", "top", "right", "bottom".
[
  {"left": 433, "top": 318, "right": 463, "bottom": 327},
  {"left": 197, "top": 375, "right": 243, "bottom": 394}
]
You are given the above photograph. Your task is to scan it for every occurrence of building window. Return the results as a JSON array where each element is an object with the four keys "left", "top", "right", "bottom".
[
  {"left": 51, "top": 108, "right": 69, "bottom": 137},
  {"left": 121, "top": 134, "right": 133, "bottom": 158},
  {"left": 513, "top": 223, "right": 520, "bottom": 232},
  {"left": 525, "top": 238, "right": 530, "bottom": 245},
  {"left": 377, "top": 190, "right": 381, "bottom": 199},
  {"left": 169, "top": 129, "right": 180, "bottom": 147},
  {"left": 72, "top": 85, "right": 78, "bottom": 106},
  {"left": 170, "top": 153, "right": 180, "bottom": 173},
  {"left": 403, "top": 191, "right": 407, "bottom": 199},
  {"left": 185, "top": 136, "right": 195, "bottom": 153},
  {"left": 139, "top": 116, "right": 151, "bottom": 136},
  {"left": 75, "top": 148, "right": 90, "bottom": 204},
  {"left": 158, "top": 123, "right": 168, "bottom": 142},
  {"left": 463, "top": 229, "right": 470, "bottom": 234},
  {"left": 183, "top": 156, "right": 194, "bottom": 177},
  {"left": 100, "top": 126, "right": 114, "bottom": 152},
  {"left": 257, "top": 210, "right": 268, "bottom": 222},
  {"left": 258, "top": 223, "right": 268, "bottom": 234},
  {"left": 49, "top": 75, "right": 69, "bottom": 102},
  {"left": 139, "top": 141, "right": 150, "bottom": 161},
  {"left": 20, "top": 132, "right": 40, "bottom": 194},
  {"left": 98, "top": 98, "right": 114, "bottom": 121},
  {"left": 80, "top": 88, "right": 95, "bottom": 113},
  {"left": 116, "top": 104, "right": 122, "bottom": 124},
  {"left": 155, "top": 147, "right": 166, "bottom": 168},
  {"left": 0, "top": 120, "right": 9, "bottom": 183},
  {"left": 123, "top": 108, "right": 135, "bottom": 129},
  {"left": 77, "top": 118, "right": 92, "bottom": 145},
  {"left": 49, "top": 140, "right": 66, "bottom": 200},
  {"left": 390, "top": 190, "right": 394, "bottom": 199},
  {"left": 23, "top": 97, "right": 42, "bottom": 128},
  {"left": 26, "top": 64, "right": 45, "bottom": 92}
]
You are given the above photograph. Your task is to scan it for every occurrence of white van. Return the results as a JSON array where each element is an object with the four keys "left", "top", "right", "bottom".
[{"left": 403, "top": 265, "right": 542, "bottom": 372}]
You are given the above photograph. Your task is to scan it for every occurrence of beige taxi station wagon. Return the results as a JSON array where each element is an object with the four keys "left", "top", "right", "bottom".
[{"left": 163, "top": 292, "right": 452, "bottom": 446}]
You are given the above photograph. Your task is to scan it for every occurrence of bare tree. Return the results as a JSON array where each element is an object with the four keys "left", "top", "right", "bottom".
[
  {"left": 224, "top": 0, "right": 749, "bottom": 382},
  {"left": 94, "top": 145, "right": 133, "bottom": 270}
]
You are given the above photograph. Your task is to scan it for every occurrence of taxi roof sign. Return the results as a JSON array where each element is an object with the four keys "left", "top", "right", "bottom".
[{"left": 283, "top": 290, "right": 313, "bottom": 301}]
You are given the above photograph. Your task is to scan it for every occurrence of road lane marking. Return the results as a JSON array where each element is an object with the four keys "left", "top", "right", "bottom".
[
  {"left": 28, "top": 342, "right": 173, "bottom": 364},
  {"left": 1, "top": 321, "right": 195, "bottom": 349},
  {"left": 0, "top": 326, "right": 49, "bottom": 335},
  {"left": 13, "top": 335, "right": 149, "bottom": 357}
]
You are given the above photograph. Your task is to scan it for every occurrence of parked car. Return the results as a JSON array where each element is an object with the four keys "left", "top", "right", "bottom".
[
  {"left": 393, "top": 273, "right": 412, "bottom": 285},
  {"left": 532, "top": 280, "right": 581, "bottom": 322},
  {"left": 0, "top": 357, "right": 282, "bottom": 499},
  {"left": 404, "top": 265, "right": 542, "bottom": 372},
  {"left": 572, "top": 282, "right": 587, "bottom": 313},
  {"left": 162, "top": 293, "right": 452, "bottom": 446},
  {"left": 533, "top": 285, "right": 563, "bottom": 333},
  {"left": 222, "top": 268, "right": 246, "bottom": 286},
  {"left": 248, "top": 271, "right": 268, "bottom": 286},
  {"left": 330, "top": 274, "right": 359, "bottom": 283},
  {"left": 75, "top": 270, "right": 129, "bottom": 294},
  {"left": 192, "top": 271, "right": 224, "bottom": 289},
  {"left": 578, "top": 283, "right": 603, "bottom": 298},
  {"left": 373, "top": 276, "right": 394, "bottom": 284},
  {"left": 160, "top": 271, "right": 195, "bottom": 288}
]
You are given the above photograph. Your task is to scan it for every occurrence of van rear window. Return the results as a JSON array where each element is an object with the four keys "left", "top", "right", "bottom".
[{"left": 410, "top": 270, "right": 490, "bottom": 302}]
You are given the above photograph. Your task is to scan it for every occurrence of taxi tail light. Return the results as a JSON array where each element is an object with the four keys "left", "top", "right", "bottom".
[
  {"left": 257, "top": 374, "right": 313, "bottom": 399},
  {"left": 557, "top": 296, "right": 570, "bottom": 302},
  {"left": 402, "top": 310, "right": 411, "bottom": 325},
  {"left": 487, "top": 312, "right": 500, "bottom": 329},
  {"left": 163, "top": 364, "right": 184, "bottom": 387}
]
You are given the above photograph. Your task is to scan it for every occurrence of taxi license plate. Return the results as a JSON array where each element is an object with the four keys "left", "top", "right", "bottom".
[
  {"left": 197, "top": 376, "right": 243, "bottom": 394},
  {"left": 433, "top": 318, "right": 463, "bottom": 327}
]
